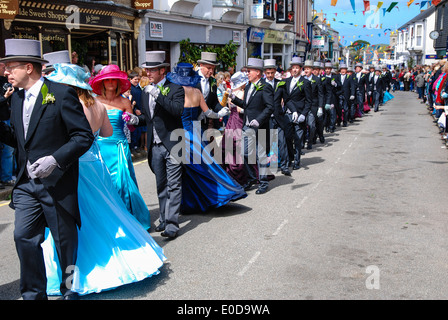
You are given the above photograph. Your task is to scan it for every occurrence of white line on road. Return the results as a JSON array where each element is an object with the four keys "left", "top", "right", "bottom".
[
  {"left": 238, "top": 251, "right": 261, "bottom": 276},
  {"left": 296, "top": 196, "right": 308, "bottom": 209},
  {"left": 272, "top": 219, "right": 288, "bottom": 236}
]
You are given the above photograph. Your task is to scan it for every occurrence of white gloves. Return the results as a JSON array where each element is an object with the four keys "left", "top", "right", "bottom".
[
  {"left": 317, "top": 108, "right": 323, "bottom": 117},
  {"left": 29, "top": 156, "right": 58, "bottom": 179},
  {"left": 249, "top": 119, "right": 259, "bottom": 128},
  {"left": 123, "top": 112, "right": 139, "bottom": 125},
  {"left": 349, "top": 95, "right": 355, "bottom": 100},
  {"left": 324, "top": 104, "right": 331, "bottom": 111},
  {"left": 331, "top": 80, "right": 337, "bottom": 87},
  {"left": 217, "top": 107, "right": 230, "bottom": 118},
  {"left": 145, "top": 84, "right": 160, "bottom": 99},
  {"left": 204, "top": 107, "right": 230, "bottom": 119},
  {"left": 291, "top": 112, "right": 299, "bottom": 122},
  {"left": 368, "top": 91, "right": 372, "bottom": 95},
  {"left": 298, "top": 114, "right": 306, "bottom": 123}
]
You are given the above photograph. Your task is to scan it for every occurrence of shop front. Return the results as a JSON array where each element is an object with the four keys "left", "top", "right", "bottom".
[{"left": 1, "top": 0, "right": 137, "bottom": 72}]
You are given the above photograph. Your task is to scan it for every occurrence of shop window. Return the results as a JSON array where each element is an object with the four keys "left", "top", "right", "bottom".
[
  {"left": 253, "top": 0, "right": 274, "bottom": 19},
  {"left": 41, "top": 27, "right": 67, "bottom": 54},
  {"left": 276, "top": 0, "right": 294, "bottom": 23}
]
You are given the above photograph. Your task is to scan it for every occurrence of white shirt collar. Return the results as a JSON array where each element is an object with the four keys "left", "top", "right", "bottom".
[{"left": 25, "top": 77, "right": 44, "bottom": 99}]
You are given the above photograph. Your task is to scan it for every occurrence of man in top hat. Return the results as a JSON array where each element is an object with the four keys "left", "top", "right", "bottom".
[
  {"left": 366, "top": 65, "right": 376, "bottom": 109},
  {"left": 126, "top": 50, "right": 185, "bottom": 239},
  {"left": 275, "top": 56, "right": 312, "bottom": 170},
  {"left": 353, "top": 62, "right": 367, "bottom": 117},
  {"left": 381, "top": 65, "right": 392, "bottom": 103},
  {"left": 196, "top": 52, "right": 223, "bottom": 132},
  {"left": 42, "top": 50, "right": 71, "bottom": 75},
  {"left": 334, "top": 63, "right": 356, "bottom": 127},
  {"left": 322, "top": 61, "right": 338, "bottom": 133},
  {"left": 305, "top": 60, "right": 325, "bottom": 147},
  {"left": 0, "top": 39, "right": 94, "bottom": 300},
  {"left": 368, "top": 66, "right": 385, "bottom": 112},
  {"left": 229, "top": 57, "right": 274, "bottom": 194},
  {"left": 264, "top": 58, "right": 292, "bottom": 176}
]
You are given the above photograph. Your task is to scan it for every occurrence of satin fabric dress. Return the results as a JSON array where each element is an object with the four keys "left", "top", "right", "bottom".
[
  {"left": 96, "top": 109, "right": 150, "bottom": 229},
  {"left": 42, "top": 134, "right": 166, "bottom": 296},
  {"left": 180, "top": 106, "right": 247, "bottom": 213}
]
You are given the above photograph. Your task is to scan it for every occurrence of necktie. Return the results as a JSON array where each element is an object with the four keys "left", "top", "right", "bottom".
[
  {"left": 23, "top": 92, "right": 33, "bottom": 138},
  {"left": 290, "top": 77, "right": 298, "bottom": 92}
]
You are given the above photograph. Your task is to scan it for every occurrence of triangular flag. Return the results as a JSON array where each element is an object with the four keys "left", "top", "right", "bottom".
[
  {"left": 431, "top": 0, "right": 441, "bottom": 5},
  {"left": 331, "top": 0, "right": 338, "bottom": 6},
  {"left": 420, "top": 1, "right": 427, "bottom": 8},
  {"left": 407, "top": 0, "right": 414, "bottom": 7},
  {"left": 350, "top": 0, "right": 356, "bottom": 11},
  {"left": 386, "top": 2, "right": 398, "bottom": 12},
  {"left": 364, "top": 0, "right": 370, "bottom": 11},
  {"left": 383, "top": 8, "right": 386, "bottom": 16}
]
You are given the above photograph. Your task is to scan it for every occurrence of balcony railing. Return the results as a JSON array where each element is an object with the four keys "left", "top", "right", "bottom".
[{"left": 213, "top": 0, "right": 244, "bottom": 8}]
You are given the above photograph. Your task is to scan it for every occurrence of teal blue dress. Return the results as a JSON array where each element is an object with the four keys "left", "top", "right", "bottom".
[
  {"left": 96, "top": 109, "right": 150, "bottom": 229},
  {"left": 42, "top": 133, "right": 166, "bottom": 296}
]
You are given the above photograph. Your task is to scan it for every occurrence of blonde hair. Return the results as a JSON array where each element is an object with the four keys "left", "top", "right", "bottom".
[{"left": 74, "top": 87, "right": 95, "bottom": 108}]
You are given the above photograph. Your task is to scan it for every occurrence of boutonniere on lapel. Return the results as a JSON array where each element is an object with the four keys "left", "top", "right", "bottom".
[
  {"left": 275, "top": 81, "right": 286, "bottom": 92},
  {"left": 157, "top": 85, "right": 170, "bottom": 96},
  {"left": 41, "top": 84, "right": 55, "bottom": 105},
  {"left": 253, "top": 82, "right": 265, "bottom": 92},
  {"left": 296, "top": 81, "right": 304, "bottom": 90},
  {"left": 210, "top": 77, "right": 217, "bottom": 93},
  {"left": 311, "top": 79, "right": 316, "bottom": 84}
]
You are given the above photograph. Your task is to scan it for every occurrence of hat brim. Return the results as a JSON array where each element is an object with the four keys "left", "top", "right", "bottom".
[
  {"left": 244, "top": 65, "right": 264, "bottom": 71},
  {"left": 264, "top": 65, "right": 277, "bottom": 69},
  {"left": 303, "top": 64, "right": 314, "bottom": 68},
  {"left": 0, "top": 56, "right": 49, "bottom": 65},
  {"left": 89, "top": 72, "right": 131, "bottom": 95},
  {"left": 197, "top": 60, "right": 220, "bottom": 66},
  {"left": 290, "top": 62, "right": 303, "bottom": 67},
  {"left": 141, "top": 62, "right": 170, "bottom": 69},
  {"left": 42, "top": 66, "right": 55, "bottom": 74}
]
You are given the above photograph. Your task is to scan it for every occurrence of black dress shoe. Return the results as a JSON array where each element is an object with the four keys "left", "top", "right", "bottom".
[
  {"left": 63, "top": 293, "right": 79, "bottom": 300},
  {"left": 161, "top": 231, "right": 178, "bottom": 239},
  {"left": 243, "top": 180, "right": 257, "bottom": 191},
  {"left": 155, "top": 225, "right": 165, "bottom": 232},
  {"left": 255, "top": 187, "right": 268, "bottom": 194},
  {"left": 319, "top": 136, "right": 325, "bottom": 143},
  {"left": 307, "top": 144, "right": 312, "bottom": 150},
  {"left": 281, "top": 169, "right": 291, "bottom": 176},
  {"left": 293, "top": 163, "right": 301, "bottom": 170}
]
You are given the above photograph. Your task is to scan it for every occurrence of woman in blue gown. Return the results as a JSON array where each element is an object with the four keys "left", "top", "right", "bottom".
[
  {"left": 167, "top": 63, "right": 247, "bottom": 213},
  {"left": 89, "top": 64, "right": 150, "bottom": 229},
  {"left": 43, "top": 63, "right": 166, "bottom": 296}
]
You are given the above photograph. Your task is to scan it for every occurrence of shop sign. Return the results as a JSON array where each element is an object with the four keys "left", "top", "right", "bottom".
[
  {"left": 248, "top": 27, "right": 265, "bottom": 43},
  {"left": 264, "top": 30, "right": 292, "bottom": 44},
  {"left": 312, "top": 35, "right": 325, "bottom": 49},
  {"left": 251, "top": 4, "right": 263, "bottom": 19},
  {"left": 133, "top": 0, "right": 153, "bottom": 10},
  {"left": 425, "top": 54, "right": 438, "bottom": 59},
  {"left": 150, "top": 21, "right": 163, "bottom": 38},
  {"left": 0, "top": 0, "right": 18, "bottom": 20},
  {"left": 233, "top": 31, "right": 241, "bottom": 43}
]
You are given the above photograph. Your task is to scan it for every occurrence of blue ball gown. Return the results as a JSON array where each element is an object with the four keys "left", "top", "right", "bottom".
[
  {"left": 41, "top": 133, "right": 166, "bottom": 296},
  {"left": 180, "top": 106, "right": 247, "bottom": 213},
  {"left": 383, "top": 90, "right": 394, "bottom": 103},
  {"left": 96, "top": 108, "right": 150, "bottom": 229}
]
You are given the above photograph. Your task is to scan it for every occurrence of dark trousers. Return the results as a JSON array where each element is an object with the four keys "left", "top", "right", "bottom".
[
  {"left": 324, "top": 105, "right": 336, "bottom": 131},
  {"left": 150, "top": 143, "right": 183, "bottom": 235},
  {"left": 373, "top": 91, "right": 381, "bottom": 112},
  {"left": 242, "top": 125, "right": 269, "bottom": 189},
  {"left": 270, "top": 117, "right": 289, "bottom": 171},
  {"left": 286, "top": 113, "right": 306, "bottom": 165},
  {"left": 13, "top": 178, "right": 78, "bottom": 300}
]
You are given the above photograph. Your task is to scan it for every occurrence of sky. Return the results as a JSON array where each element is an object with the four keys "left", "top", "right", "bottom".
[{"left": 313, "top": 0, "right": 431, "bottom": 45}]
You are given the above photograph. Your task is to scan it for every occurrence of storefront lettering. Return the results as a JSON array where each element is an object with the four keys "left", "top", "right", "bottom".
[
  {"left": 19, "top": 8, "right": 68, "bottom": 22},
  {"left": 42, "top": 34, "right": 65, "bottom": 42}
]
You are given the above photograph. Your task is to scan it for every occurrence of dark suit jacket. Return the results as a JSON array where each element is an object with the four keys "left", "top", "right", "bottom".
[
  {"left": 369, "top": 75, "right": 385, "bottom": 94},
  {"left": 276, "top": 76, "right": 312, "bottom": 117},
  {"left": 321, "top": 75, "right": 336, "bottom": 105},
  {"left": 138, "top": 79, "right": 185, "bottom": 168},
  {"left": 0, "top": 78, "right": 94, "bottom": 226},
  {"left": 353, "top": 72, "right": 368, "bottom": 97},
  {"left": 307, "top": 75, "right": 324, "bottom": 115},
  {"left": 231, "top": 78, "right": 274, "bottom": 131},
  {"left": 335, "top": 73, "right": 355, "bottom": 102}
]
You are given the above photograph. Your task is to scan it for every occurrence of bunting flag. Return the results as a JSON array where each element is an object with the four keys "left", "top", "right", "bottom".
[
  {"left": 364, "top": 0, "right": 370, "bottom": 11},
  {"left": 331, "top": 0, "right": 338, "bottom": 6},
  {"left": 301, "top": 24, "right": 311, "bottom": 44},
  {"left": 375, "top": 1, "right": 383, "bottom": 12},
  {"left": 431, "top": 0, "right": 441, "bottom": 5},
  {"left": 407, "top": 0, "right": 414, "bottom": 7},
  {"left": 386, "top": 1, "right": 398, "bottom": 12},
  {"left": 350, "top": 0, "right": 356, "bottom": 11},
  {"left": 420, "top": 1, "right": 427, "bottom": 8}
]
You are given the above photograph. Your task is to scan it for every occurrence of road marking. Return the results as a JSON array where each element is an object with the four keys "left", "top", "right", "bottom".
[
  {"left": 296, "top": 196, "right": 308, "bottom": 209},
  {"left": 0, "top": 201, "right": 10, "bottom": 207},
  {"left": 238, "top": 251, "right": 261, "bottom": 276},
  {"left": 272, "top": 219, "right": 288, "bottom": 236},
  {"left": 134, "top": 159, "right": 147, "bottom": 166}
]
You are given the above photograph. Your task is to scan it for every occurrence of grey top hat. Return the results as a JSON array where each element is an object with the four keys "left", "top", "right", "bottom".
[
  {"left": 141, "top": 51, "right": 170, "bottom": 68},
  {"left": 339, "top": 63, "right": 348, "bottom": 70},
  {"left": 313, "top": 61, "right": 323, "bottom": 69},
  {"left": 303, "top": 60, "right": 314, "bottom": 68},
  {"left": 324, "top": 62, "right": 333, "bottom": 68},
  {"left": 244, "top": 57, "right": 264, "bottom": 70},
  {"left": 347, "top": 65, "right": 354, "bottom": 72},
  {"left": 264, "top": 58, "right": 277, "bottom": 69},
  {"left": 290, "top": 56, "right": 303, "bottom": 66},
  {"left": 197, "top": 52, "right": 219, "bottom": 66},
  {"left": 0, "top": 39, "right": 49, "bottom": 64},
  {"left": 375, "top": 65, "right": 382, "bottom": 72},
  {"left": 43, "top": 50, "right": 71, "bottom": 73},
  {"left": 354, "top": 62, "right": 363, "bottom": 69}
]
